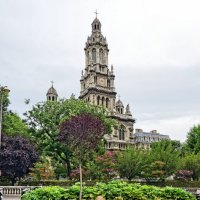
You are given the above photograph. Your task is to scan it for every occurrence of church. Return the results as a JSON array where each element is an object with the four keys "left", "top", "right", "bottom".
[{"left": 46, "top": 16, "right": 170, "bottom": 150}]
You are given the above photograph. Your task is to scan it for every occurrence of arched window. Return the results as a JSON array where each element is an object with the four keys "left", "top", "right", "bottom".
[
  {"left": 92, "top": 48, "right": 96, "bottom": 63},
  {"left": 99, "top": 49, "right": 103, "bottom": 63},
  {"left": 102, "top": 96, "right": 105, "bottom": 106},
  {"left": 106, "top": 98, "right": 109, "bottom": 108},
  {"left": 94, "top": 76, "right": 97, "bottom": 84},
  {"left": 107, "top": 80, "right": 110, "bottom": 87},
  {"left": 119, "top": 126, "right": 125, "bottom": 140},
  {"left": 52, "top": 96, "right": 55, "bottom": 101},
  {"left": 97, "top": 96, "right": 100, "bottom": 105}
]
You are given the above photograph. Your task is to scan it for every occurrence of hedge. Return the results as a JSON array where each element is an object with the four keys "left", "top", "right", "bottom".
[
  {"left": 17, "top": 179, "right": 200, "bottom": 188},
  {"left": 21, "top": 180, "right": 196, "bottom": 200}
]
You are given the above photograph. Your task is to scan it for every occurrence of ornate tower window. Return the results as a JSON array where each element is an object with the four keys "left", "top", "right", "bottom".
[
  {"left": 119, "top": 126, "right": 125, "bottom": 140},
  {"left": 99, "top": 48, "right": 103, "bottom": 64},
  {"left": 107, "top": 80, "right": 110, "bottom": 87},
  {"left": 92, "top": 48, "right": 96, "bottom": 63},
  {"left": 94, "top": 76, "right": 97, "bottom": 84}
]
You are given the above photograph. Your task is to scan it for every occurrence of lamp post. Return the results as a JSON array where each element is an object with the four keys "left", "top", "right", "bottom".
[{"left": 0, "top": 86, "right": 10, "bottom": 148}]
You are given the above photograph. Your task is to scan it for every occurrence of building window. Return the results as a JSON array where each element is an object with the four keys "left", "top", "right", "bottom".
[
  {"left": 106, "top": 98, "right": 109, "bottom": 108},
  {"left": 119, "top": 126, "right": 125, "bottom": 140},
  {"left": 92, "top": 48, "right": 96, "bottom": 63},
  {"left": 102, "top": 96, "right": 105, "bottom": 106},
  {"left": 94, "top": 76, "right": 97, "bottom": 84},
  {"left": 107, "top": 80, "right": 110, "bottom": 87},
  {"left": 97, "top": 96, "right": 100, "bottom": 105},
  {"left": 99, "top": 49, "right": 103, "bottom": 63}
]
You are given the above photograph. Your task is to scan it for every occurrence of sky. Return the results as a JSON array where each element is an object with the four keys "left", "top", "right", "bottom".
[{"left": 0, "top": 0, "right": 200, "bottom": 142}]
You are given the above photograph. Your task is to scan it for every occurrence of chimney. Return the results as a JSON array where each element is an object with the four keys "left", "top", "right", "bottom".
[{"left": 150, "top": 130, "right": 158, "bottom": 134}]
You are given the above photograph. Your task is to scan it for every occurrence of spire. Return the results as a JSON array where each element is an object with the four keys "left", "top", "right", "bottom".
[
  {"left": 125, "top": 104, "right": 132, "bottom": 116},
  {"left": 94, "top": 9, "right": 98, "bottom": 18},
  {"left": 91, "top": 12, "right": 101, "bottom": 33}
]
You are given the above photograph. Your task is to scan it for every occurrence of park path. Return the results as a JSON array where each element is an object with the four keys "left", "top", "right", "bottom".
[{"left": 4, "top": 195, "right": 21, "bottom": 200}]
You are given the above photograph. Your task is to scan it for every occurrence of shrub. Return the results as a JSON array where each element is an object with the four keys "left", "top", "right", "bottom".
[
  {"left": 21, "top": 186, "right": 66, "bottom": 200},
  {"left": 21, "top": 180, "right": 196, "bottom": 200}
]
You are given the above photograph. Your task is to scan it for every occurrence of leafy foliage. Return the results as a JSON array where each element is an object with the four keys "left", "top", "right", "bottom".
[
  {"left": 29, "top": 159, "right": 55, "bottom": 181},
  {"left": 117, "top": 148, "right": 150, "bottom": 180},
  {"left": 0, "top": 135, "right": 38, "bottom": 185},
  {"left": 186, "top": 124, "right": 200, "bottom": 154},
  {"left": 59, "top": 113, "right": 107, "bottom": 159},
  {"left": 21, "top": 180, "right": 196, "bottom": 200},
  {"left": 150, "top": 140, "right": 180, "bottom": 178},
  {"left": 178, "top": 153, "right": 200, "bottom": 180},
  {"left": 59, "top": 112, "right": 107, "bottom": 199},
  {"left": 3, "top": 111, "right": 29, "bottom": 137},
  {"left": 86, "top": 151, "right": 117, "bottom": 180},
  {"left": 25, "top": 98, "right": 115, "bottom": 176}
]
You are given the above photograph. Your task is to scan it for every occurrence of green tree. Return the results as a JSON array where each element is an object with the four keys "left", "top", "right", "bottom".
[
  {"left": 186, "top": 124, "right": 200, "bottom": 154},
  {"left": 29, "top": 159, "right": 55, "bottom": 181},
  {"left": 117, "top": 147, "right": 151, "bottom": 180},
  {"left": 25, "top": 98, "right": 115, "bottom": 177},
  {"left": 86, "top": 151, "right": 117, "bottom": 181},
  {"left": 179, "top": 153, "right": 200, "bottom": 180},
  {"left": 3, "top": 111, "right": 29, "bottom": 137},
  {"left": 150, "top": 140, "right": 180, "bottom": 178}
]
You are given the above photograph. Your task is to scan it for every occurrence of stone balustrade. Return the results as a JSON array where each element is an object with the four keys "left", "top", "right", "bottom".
[{"left": 0, "top": 186, "right": 39, "bottom": 196}]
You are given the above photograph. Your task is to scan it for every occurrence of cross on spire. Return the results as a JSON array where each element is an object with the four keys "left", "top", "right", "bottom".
[
  {"left": 94, "top": 9, "right": 98, "bottom": 18},
  {"left": 51, "top": 80, "right": 54, "bottom": 87}
]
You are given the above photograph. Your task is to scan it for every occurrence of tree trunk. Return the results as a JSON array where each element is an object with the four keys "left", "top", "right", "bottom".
[
  {"left": 79, "top": 162, "right": 83, "bottom": 200},
  {"left": 66, "top": 157, "right": 71, "bottom": 177},
  {"left": 11, "top": 178, "right": 15, "bottom": 186}
]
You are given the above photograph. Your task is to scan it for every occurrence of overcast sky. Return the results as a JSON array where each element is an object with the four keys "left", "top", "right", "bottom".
[{"left": 1, "top": 0, "right": 200, "bottom": 142}]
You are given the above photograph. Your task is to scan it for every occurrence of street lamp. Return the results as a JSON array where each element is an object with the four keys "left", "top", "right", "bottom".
[{"left": 0, "top": 86, "right": 10, "bottom": 148}]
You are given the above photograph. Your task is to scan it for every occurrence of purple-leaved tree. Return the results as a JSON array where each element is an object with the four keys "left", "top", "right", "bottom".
[
  {"left": 58, "top": 113, "right": 106, "bottom": 200},
  {"left": 0, "top": 135, "right": 38, "bottom": 185}
]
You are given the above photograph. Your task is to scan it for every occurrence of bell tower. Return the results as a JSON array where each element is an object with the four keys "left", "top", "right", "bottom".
[
  {"left": 80, "top": 15, "right": 116, "bottom": 111},
  {"left": 79, "top": 14, "right": 135, "bottom": 150}
]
